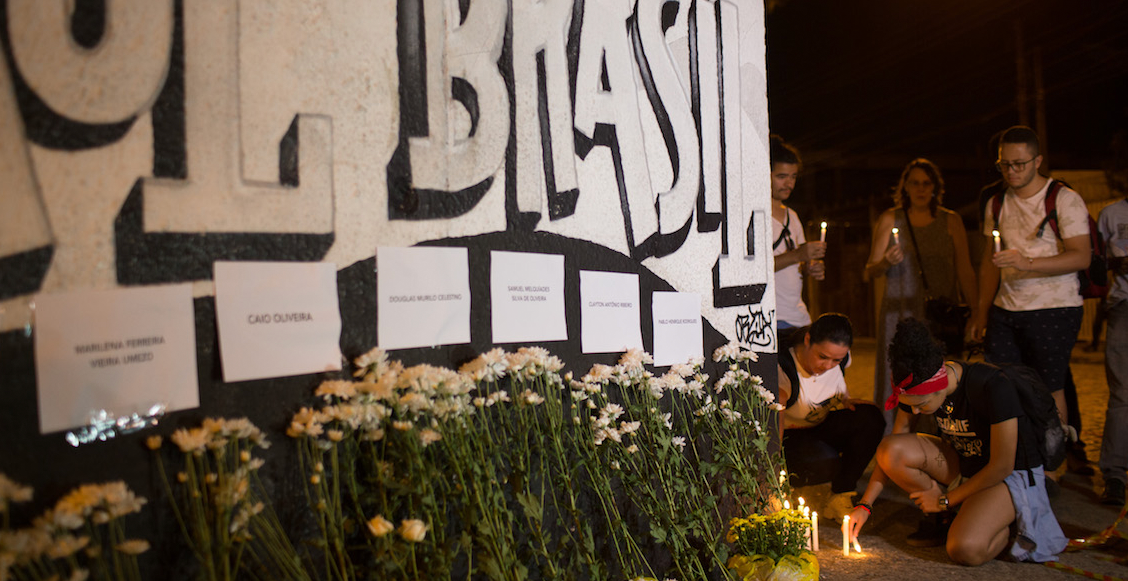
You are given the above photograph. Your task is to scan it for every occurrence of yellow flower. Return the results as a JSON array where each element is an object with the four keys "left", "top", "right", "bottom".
[
  {"left": 145, "top": 435, "right": 162, "bottom": 450},
  {"left": 310, "top": 474, "right": 321, "bottom": 485},
  {"left": 327, "top": 429, "right": 345, "bottom": 442},
  {"left": 398, "top": 519, "right": 428, "bottom": 542},
  {"left": 367, "top": 515, "right": 394, "bottom": 537},
  {"left": 115, "top": 539, "right": 151, "bottom": 555}
]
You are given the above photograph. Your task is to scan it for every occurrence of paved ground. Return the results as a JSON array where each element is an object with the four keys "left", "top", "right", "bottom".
[{"left": 802, "top": 339, "right": 1128, "bottom": 580}]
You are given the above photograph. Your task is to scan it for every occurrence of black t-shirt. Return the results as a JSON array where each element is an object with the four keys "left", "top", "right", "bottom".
[{"left": 900, "top": 361, "right": 1041, "bottom": 477}]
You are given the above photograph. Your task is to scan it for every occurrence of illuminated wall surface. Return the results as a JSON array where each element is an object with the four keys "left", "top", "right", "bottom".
[{"left": 0, "top": 0, "right": 774, "bottom": 569}]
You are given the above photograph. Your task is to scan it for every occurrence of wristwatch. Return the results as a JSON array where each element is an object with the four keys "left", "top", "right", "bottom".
[{"left": 938, "top": 494, "right": 949, "bottom": 510}]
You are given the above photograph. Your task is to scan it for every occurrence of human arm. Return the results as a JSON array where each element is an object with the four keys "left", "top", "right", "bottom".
[
  {"left": 848, "top": 409, "right": 914, "bottom": 539},
  {"left": 777, "top": 365, "right": 791, "bottom": 443},
  {"left": 969, "top": 240, "right": 999, "bottom": 341},
  {"left": 910, "top": 418, "right": 1017, "bottom": 512},
  {"left": 863, "top": 210, "right": 904, "bottom": 282},
  {"left": 948, "top": 211, "right": 979, "bottom": 306},
  {"left": 774, "top": 241, "right": 826, "bottom": 271},
  {"left": 992, "top": 234, "right": 1091, "bottom": 274}
]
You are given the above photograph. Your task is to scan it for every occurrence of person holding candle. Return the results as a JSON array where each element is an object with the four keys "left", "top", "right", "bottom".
[
  {"left": 864, "top": 158, "right": 978, "bottom": 434},
  {"left": 769, "top": 135, "right": 826, "bottom": 330},
  {"left": 969, "top": 126, "right": 1093, "bottom": 481},
  {"left": 778, "top": 313, "right": 885, "bottom": 522},
  {"left": 848, "top": 318, "right": 1067, "bottom": 565}
]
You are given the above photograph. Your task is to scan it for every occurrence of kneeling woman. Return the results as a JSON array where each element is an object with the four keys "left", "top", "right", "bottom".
[{"left": 848, "top": 318, "right": 1066, "bottom": 565}]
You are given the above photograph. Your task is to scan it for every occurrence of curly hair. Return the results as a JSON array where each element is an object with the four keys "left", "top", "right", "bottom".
[
  {"left": 893, "top": 158, "right": 944, "bottom": 217},
  {"left": 887, "top": 318, "right": 944, "bottom": 388}
]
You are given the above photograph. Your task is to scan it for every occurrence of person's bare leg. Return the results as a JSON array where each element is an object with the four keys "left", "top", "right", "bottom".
[
  {"left": 875, "top": 433, "right": 959, "bottom": 493},
  {"left": 946, "top": 482, "right": 1015, "bottom": 566}
]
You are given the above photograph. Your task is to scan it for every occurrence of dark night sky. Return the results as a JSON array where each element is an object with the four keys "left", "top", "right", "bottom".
[{"left": 765, "top": 0, "right": 1128, "bottom": 172}]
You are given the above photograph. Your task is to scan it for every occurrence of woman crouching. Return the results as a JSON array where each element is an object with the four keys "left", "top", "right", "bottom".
[{"left": 847, "top": 318, "right": 1067, "bottom": 565}]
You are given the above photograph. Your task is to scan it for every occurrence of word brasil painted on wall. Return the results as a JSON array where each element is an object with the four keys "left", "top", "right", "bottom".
[{"left": 1, "top": 0, "right": 762, "bottom": 309}]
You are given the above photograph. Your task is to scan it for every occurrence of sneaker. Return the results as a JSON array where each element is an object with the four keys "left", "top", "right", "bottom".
[
  {"left": 1101, "top": 479, "right": 1126, "bottom": 506},
  {"left": 822, "top": 491, "right": 856, "bottom": 522},
  {"left": 906, "top": 511, "right": 952, "bottom": 548}
]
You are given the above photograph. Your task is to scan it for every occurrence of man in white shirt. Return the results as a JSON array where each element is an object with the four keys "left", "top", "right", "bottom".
[
  {"left": 969, "top": 126, "right": 1091, "bottom": 441},
  {"left": 770, "top": 135, "right": 826, "bottom": 329}
]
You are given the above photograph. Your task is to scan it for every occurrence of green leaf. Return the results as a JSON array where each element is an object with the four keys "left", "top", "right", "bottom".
[{"left": 649, "top": 522, "right": 668, "bottom": 544}]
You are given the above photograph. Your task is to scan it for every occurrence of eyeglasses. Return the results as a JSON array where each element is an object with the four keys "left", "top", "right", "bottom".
[{"left": 995, "top": 158, "right": 1036, "bottom": 173}]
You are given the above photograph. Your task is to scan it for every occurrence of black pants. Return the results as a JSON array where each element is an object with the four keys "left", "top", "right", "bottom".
[{"left": 783, "top": 405, "right": 886, "bottom": 494}]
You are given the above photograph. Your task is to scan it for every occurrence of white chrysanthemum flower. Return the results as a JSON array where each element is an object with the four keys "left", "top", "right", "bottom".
[
  {"left": 315, "top": 380, "right": 357, "bottom": 402},
  {"left": 626, "top": 444, "right": 639, "bottom": 454},
  {"left": 619, "top": 420, "right": 641, "bottom": 435},
  {"left": 662, "top": 413, "right": 673, "bottom": 430},
  {"left": 601, "top": 403, "right": 624, "bottom": 420},
  {"left": 611, "top": 460, "right": 620, "bottom": 470},
  {"left": 522, "top": 390, "right": 545, "bottom": 405},
  {"left": 392, "top": 420, "right": 413, "bottom": 431},
  {"left": 170, "top": 427, "right": 209, "bottom": 454},
  {"left": 0, "top": 473, "right": 33, "bottom": 507},
  {"left": 419, "top": 428, "right": 442, "bottom": 447},
  {"left": 459, "top": 348, "right": 509, "bottom": 383},
  {"left": 671, "top": 436, "right": 687, "bottom": 451},
  {"left": 398, "top": 392, "right": 431, "bottom": 414},
  {"left": 669, "top": 363, "right": 695, "bottom": 378},
  {"left": 582, "top": 364, "right": 614, "bottom": 384},
  {"left": 353, "top": 347, "right": 388, "bottom": 376}
]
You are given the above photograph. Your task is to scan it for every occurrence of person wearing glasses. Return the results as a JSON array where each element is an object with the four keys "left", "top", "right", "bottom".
[
  {"left": 770, "top": 135, "right": 826, "bottom": 330},
  {"left": 968, "top": 126, "right": 1091, "bottom": 476}
]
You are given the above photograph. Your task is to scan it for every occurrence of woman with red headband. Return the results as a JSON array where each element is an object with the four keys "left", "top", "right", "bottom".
[{"left": 846, "top": 318, "right": 1066, "bottom": 565}]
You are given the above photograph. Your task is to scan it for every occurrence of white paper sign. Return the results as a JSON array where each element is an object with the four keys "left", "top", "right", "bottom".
[
  {"left": 214, "top": 261, "right": 342, "bottom": 382},
  {"left": 652, "top": 292, "right": 703, "bottom": 366},
  {"left": 490, "top": 251, "right": 567, "bottom": 344},
  {"left": 33, "top": 284, "right": 199, "bottom": 434},
  {"left": 377, "top": 246, "right": 471, "bottom": 350},
  {"left": 580, "top": 270, "right": 643, "bottom": 354}
]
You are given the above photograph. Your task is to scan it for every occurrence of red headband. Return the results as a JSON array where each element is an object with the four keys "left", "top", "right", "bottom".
[{"left": 884, "top": 365, "right": 948, "bottom": 410}]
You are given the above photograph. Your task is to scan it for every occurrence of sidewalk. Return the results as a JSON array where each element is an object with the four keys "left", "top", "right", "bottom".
[{"left": 807, "top": 338, "right": 1128, "bottom": 580}]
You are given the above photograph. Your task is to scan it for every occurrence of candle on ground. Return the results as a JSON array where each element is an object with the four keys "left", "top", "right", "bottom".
[
  {"left": 842, "top": 515, "right": 850, "bottom": 556},
  {"left": 811, "top": 511, "right": 818, "bottom": 551}
]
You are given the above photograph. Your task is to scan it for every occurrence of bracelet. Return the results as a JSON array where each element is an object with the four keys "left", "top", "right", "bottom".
[{"left": 854, "top": 502, "right": 872, "bottom": 514}]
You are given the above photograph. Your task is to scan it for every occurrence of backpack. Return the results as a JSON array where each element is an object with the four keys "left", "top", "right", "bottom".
[
  {"left": 989, "top": 179, "right": 1109, "bottom": 299},
  {"left": 965, "top": 363, "right": 1068, "bottom": 479}
]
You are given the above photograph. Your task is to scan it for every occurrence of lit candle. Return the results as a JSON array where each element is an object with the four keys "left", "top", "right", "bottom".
[
  {"left": 992, "top": 229, "right": 1001, "bottom": 253},
  {"left": 811, "top": 511, "right": 818, "bottom": 551},
  {"left": 891, "top": 227, "right": 900, "bottom": 246},
  {"left": 820, "top": 221, "right": 827, "bottom": 243},
  {"left": 780, "top": 470, "right": 786, "bottom": 487},
  {"left": 853, "top": 539, "right": 862, "bottom": 554},
  {"left": 842, "top": 515, "right": 850, "bottom": 556},
  {"left": 784, "top": 499, "right": 790, "bottom": 510}
]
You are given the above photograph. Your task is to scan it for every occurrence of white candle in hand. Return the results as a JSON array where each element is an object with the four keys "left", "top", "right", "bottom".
[
  {"left": 820, "top": 221, "right": 827, "bottom": 243},
  {"left": 992, "top": 229, "right": 1001, "bottom": 253},
  {"left": 891, "top": 227, "right": 900, "bottom": 246}
]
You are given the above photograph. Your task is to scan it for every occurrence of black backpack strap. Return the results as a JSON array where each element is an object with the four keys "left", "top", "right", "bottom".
[
  {"left": 778, "top": 327, "right": 805, "bottom": 408},
  {"left": 1037, "top": 179, "right": 1065, "bottom": 239},
  {"left": 773, "top": 211, "right": 792, "bottom": 251}
]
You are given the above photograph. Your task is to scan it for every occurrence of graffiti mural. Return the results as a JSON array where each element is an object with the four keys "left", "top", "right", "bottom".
[{"left": 0, "top": 0, "right": 773, "bottom": 345}]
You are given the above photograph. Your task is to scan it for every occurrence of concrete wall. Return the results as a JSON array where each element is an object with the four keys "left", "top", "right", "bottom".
[{"left": 0, "top": 0, "right": 774, "bottom": 570}]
